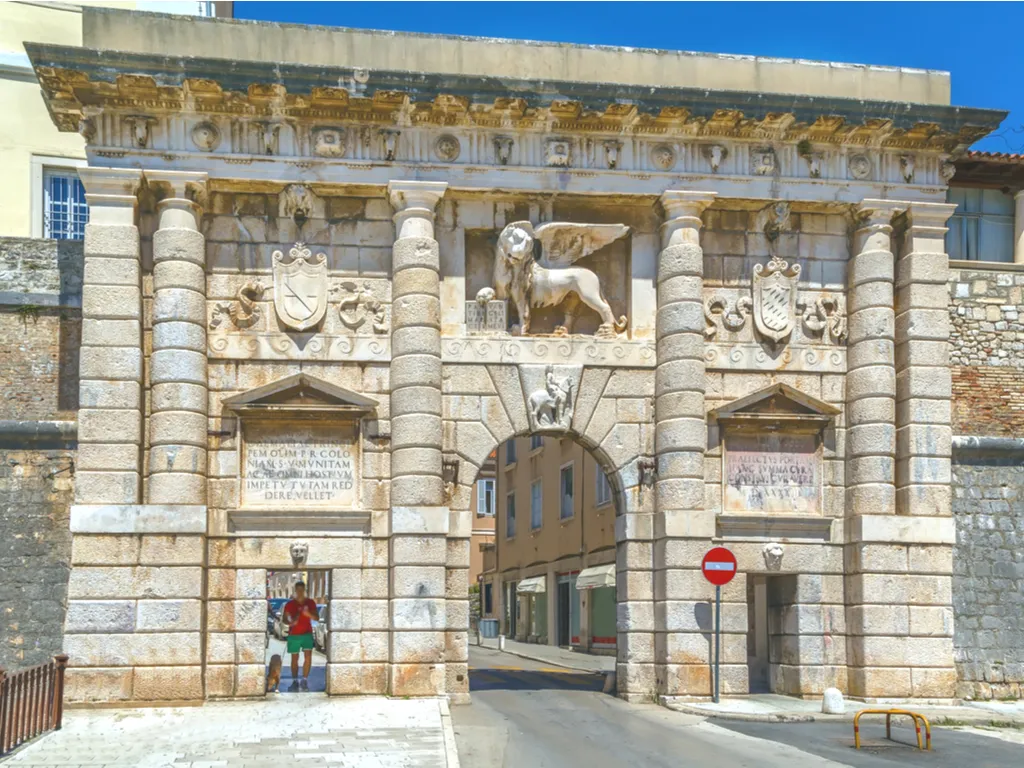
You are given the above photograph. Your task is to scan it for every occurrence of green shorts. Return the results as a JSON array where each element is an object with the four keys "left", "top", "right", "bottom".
[{"left": 287, "top": 633, "right": 315, "bottom": 654}]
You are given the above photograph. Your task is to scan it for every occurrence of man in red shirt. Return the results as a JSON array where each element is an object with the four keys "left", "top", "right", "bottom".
[{"left": 282, "top": 581, "right": 319, "bottom": 691}]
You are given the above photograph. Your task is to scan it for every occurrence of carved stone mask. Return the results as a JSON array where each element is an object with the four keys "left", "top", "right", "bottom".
[
  {"left": 290, "top": 542, "right": 309, "bottom": 566},
  {"left": 763, "top": 542, "right": 784, "bottom": 571}
]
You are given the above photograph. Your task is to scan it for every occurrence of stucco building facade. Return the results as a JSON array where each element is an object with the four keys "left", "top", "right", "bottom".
[{"left": 6, "top": 9, "right": 1022, "bottom": 705}]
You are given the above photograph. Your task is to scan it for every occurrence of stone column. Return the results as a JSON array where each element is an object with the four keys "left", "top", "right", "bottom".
[
  {"left": 146, "top": 171, "right": 209, "bottom": 505},
  {"left": 386, "top": 180, "right": 450, "bottom": 697},
  {"left": 1014, "top": 190, "right": 1024, "bottom": 264},
  {"left": 75, "top": 168, "right": 144, "bottom": 504},
  {"left": 653, "top": 190, "right": 719, "bottom": 698},
  {"left": 845, "top": 201, "right": 902, "bottom": 519},
  {"left": 845, "top": 199, "right": 957, "bottom": 700},
  {"left": 891, "top": 202, "right": 958, "bottom": 698},
  {"left": 895, "top": 203, "right": 957, "bottom": 517}
]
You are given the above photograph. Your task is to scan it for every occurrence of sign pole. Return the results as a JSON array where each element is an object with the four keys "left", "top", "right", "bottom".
[
  {"left": 714, "top": 584, "right": 721, "bottom": 704},
  {"left": 700, "top": 546, "right": 736, "bottom": 706}
]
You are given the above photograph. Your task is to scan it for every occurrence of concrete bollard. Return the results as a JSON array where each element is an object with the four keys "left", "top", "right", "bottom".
[
  {"left": 498, "top": 634, "right": 505, "bottom": 651},
  {"left": 822, "top": 687, "right": 845, "bottom": 714}
]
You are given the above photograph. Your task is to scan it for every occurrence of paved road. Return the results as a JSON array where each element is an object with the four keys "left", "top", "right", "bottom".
[
  {"left": 453, "top": 647, "right": 1024, "bottom": 768},
  {"left": 265, "top": 634, "right": 328, "bottom": 693}
]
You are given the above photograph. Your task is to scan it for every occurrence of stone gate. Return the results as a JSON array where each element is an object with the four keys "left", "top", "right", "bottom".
[{"left": 23, "top": 15, "right": 1008, "bottom": 705}]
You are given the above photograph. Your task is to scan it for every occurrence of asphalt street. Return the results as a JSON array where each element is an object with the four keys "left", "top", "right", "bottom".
[{"left": 452, "top": 646, "right": 1024, "bottom": 768}]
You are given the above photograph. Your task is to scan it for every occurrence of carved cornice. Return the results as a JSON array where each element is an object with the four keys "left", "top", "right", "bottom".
[{"left": 26, "top": 44, "right": 1004, "bottom": 155}]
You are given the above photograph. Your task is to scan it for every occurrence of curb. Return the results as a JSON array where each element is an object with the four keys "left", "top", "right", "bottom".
[
  {"left": 663, "top": 700, "right": 818, "bottom": 723},
  {"left": 438, "top": 698, "right": 461, "bottom": 768},
  {"left": 479, "top": 643, "right": 610, "bottom": 676}
]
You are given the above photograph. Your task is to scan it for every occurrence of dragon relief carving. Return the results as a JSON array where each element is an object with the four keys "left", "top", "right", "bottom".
[
  {"left": 491, "top": 221, "right": 629, "bottom": 339},
  {"left": 210, "top": 281, "right": 266, "bottom": 329},
  {"left": 332, "top": 281, "right": 388, "bottom": 334}
]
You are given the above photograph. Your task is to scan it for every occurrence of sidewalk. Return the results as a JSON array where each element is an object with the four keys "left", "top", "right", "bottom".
[
  {"left": 476, "top": 635, "right": 615, "bottom": 674},
  {"left": 2, "top": 696, "right": 459, "bottom": 767},
  {"left": 663, "top": 692, "right": 1024, "bottom": 726}
]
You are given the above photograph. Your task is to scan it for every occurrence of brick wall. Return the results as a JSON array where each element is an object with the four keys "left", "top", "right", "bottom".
[
  {"left": 949, "top": 264, "right": 1024, "bottom": 436},
  {"left": 0, "top": 237, "right": 81, "bottom": 671}
]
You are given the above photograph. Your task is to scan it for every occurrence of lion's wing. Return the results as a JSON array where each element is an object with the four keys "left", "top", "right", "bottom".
[{"left": 533, "top": 223, "right": 630, "bottom": 267}]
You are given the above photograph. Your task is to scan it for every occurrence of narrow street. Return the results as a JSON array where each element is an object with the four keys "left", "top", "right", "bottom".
[{"left": 452, "top": 646, "right": 1024, "bottom": 768}]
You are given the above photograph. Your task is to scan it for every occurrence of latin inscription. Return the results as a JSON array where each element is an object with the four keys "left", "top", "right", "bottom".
[
  {"left": 724, "top": 434, "right": 819, "bottom": 514},
  {"left": 242, "top": 423, "right": 358, "bottom": 508}
]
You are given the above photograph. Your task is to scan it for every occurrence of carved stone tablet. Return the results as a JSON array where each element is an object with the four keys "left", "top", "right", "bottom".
[
  {"left": 724, "top": 433, "right": 819, "bottom": 514},
  {"left": 242, "top": 422, "right": 359, "bottom": 508}
]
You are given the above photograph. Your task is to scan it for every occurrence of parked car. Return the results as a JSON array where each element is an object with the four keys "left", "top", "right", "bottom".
[
  {"left": 273, "top": 608, "right": 290, "bottom": 640},
  {"left": 267, "top": 598, "right": 287, "bottom": 637},
  {"left": 313, "top": 605, "right": 327, "bottom": 651}
]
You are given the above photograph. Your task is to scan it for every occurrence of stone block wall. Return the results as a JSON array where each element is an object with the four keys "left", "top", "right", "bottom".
[
  {"left": 949, "top": 264, "right": 1024, "bottom": 700},
  {"left": 0, "top": 237, "right": 81, "bottom": 672}
]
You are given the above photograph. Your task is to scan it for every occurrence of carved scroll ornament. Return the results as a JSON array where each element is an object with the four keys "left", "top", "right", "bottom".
[{"left": 210, "top": 281, "right": 265, "bottom": 330}]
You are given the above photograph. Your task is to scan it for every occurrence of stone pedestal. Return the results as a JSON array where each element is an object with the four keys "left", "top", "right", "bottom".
[
  {"left": 652, "top": 191, "right": 727, "bottom": 697},
  {"left": 146, "top": 171, "right": 209, "bottom": 505},
  {"left": 386, "top": 181, "right": 451, "bottom": 697}
]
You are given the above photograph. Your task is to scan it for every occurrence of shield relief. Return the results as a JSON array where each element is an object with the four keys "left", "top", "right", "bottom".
[
  {"left": 752, "top": 255, "right": 801, "bottom": 344},
  {"left": 272, "top": 243, "right": 328, "bottom": 332}
]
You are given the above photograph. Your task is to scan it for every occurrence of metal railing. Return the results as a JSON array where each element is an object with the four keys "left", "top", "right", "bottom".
[{"left": 0, "top": 654, "right": 69, "bottom": 756}]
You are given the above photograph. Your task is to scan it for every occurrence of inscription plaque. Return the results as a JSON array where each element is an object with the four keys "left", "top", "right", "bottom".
[
  {"left": 724, "top": 433, "right": 819, "bottom": 514},
  {"left": 242, "top": 422, "right": 359, "bottom": 508}
]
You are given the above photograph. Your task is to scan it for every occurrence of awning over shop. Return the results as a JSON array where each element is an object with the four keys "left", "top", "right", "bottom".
[
  {"left": 575, "top": 564, "right": 616, "bottom": 590},
  {"left": 516, "top": 576, "right": 547, "bottom": 594}
]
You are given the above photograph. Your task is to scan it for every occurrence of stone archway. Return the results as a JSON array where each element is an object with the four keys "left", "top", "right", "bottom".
[{"left": 442, "top": 363, "right": 656, "bottom": 701}]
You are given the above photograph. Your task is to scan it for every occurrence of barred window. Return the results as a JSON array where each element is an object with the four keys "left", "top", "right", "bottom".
[{"left": 43, "top": 169, "right": 88, "bottom": 240}]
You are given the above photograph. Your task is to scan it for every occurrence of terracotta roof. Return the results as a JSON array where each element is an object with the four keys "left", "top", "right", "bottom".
[{"left": 964, "top": 150, "right": 1024, "bottom": 162}]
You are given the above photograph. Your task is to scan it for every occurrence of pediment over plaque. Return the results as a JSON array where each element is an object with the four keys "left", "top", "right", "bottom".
[
  {"left": 223, "top": 373, "right": 377, "bottom": 534},
  {"left": 222, "top": 372, "right": 378, "bottom": 416},
  {"left": 712, "top": 384, "right": 838, "bottom": 519},
  {"left": 709, "top": 383, "right": 839, "bottom": 433}
]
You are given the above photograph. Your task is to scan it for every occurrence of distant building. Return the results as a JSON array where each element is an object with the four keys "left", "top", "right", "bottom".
[{"left": 482, "top": 437, "right": 617, "bottom": 653}]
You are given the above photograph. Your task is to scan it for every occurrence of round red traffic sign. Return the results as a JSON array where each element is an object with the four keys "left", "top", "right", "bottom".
[{"left": 701, "top": 546, "right": 737, "bottom": 586}]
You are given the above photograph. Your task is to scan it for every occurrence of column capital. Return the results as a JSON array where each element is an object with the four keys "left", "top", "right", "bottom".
[
  {"left": 902, "top": 201, "right": 957, "bottom": 229},
  {"left": 388, "top": 181, "right": 448, "bottom": 239},
  {"left": 659, "top": 190, "right": 716, "bottom": 248},
  {"left": 79, "top": 167, "right": 142, "bottom": 225},
  {"left": 147, "top": 170, "right": 208, "bottom": 230},
  {"left": 855, "top": 198, "right": 907, "bottom": 229},
  {"left": 659, "top": 190, "right": 717, "bottom": 220},
  {"left": 146, "top": 170, "right": 209, "bottom": 201}
]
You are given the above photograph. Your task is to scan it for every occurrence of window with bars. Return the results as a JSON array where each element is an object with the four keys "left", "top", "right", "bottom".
[
  {"left": 946, "top": 186, "right": 1014, "bottom": 262},
  {"left": 595, "top": 469, "right": 612, "bottom": 507},
  {"left": 530, "top": 479, "right": 543, "bottom": 530},
  {"left": 476, "top": 478, "right": 495, "bottom": 517},
  {"left": 43, "top": 169, "right": 88, "bottom": 240}
]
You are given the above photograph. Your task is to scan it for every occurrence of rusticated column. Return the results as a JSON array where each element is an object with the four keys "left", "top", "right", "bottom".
[
  {"left": 75, "top": 168, "right": 144, "bottom": 504},
  {"left": 845, "top": 199, "right": 957, "bottom": 701},
  {"left": 146, "top": 171, "right": 209, "bottom": 505},
  {"left": 386, "top": 180, "right": 449, "bottom": 697},
  {"left": 845, "top": 201, "right": 902, "bottom": 518},
  {"left": 653, "top": 190, "right": 720, "bottom": 698}
]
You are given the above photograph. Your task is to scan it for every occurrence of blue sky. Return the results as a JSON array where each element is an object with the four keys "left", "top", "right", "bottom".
[{"left": 235, "top": 1, "right": 1021, "bottom": 153}]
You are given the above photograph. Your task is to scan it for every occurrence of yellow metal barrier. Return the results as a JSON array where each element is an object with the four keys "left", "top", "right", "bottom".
[{"left": 853, "top": 709, "right": 931, "bottom": 751}]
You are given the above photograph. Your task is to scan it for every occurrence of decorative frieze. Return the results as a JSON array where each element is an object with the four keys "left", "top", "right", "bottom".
[
  {"left": 442, "top": 336, "right": 655, "bottom": 367},
  {"left": 208, "top": 332, "right": 390, "bottom": 361},
  {"left": 704, "top": 343, "right": 845, "bottom": 372}
]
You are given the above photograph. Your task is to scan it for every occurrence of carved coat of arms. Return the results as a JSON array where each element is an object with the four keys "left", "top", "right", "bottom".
[
  {"left": 272, "top": 243, "right": 328, "bottom": 331},
  {"left": 752, "top": 254, "right": 801, "bottom": 344}
]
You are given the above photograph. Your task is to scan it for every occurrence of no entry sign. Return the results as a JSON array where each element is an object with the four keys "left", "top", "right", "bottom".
[{"left": 701, "top": 546, "right": 737, "bottom": 586}]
